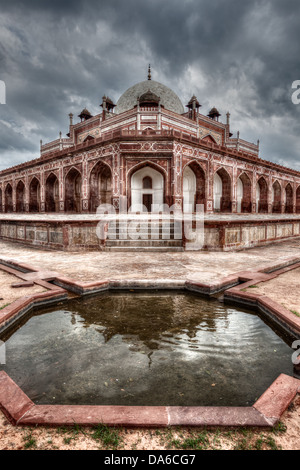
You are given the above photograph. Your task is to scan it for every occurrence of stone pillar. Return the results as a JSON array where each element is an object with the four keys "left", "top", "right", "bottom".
[
  {"left": 281, "top": 184, "right": 286, "bottom": 214},
  {"left": 293, "top": 182, "right": 297, "bottom": 214},
  {"left": 59, "top": 166, "right": 65, "bottom": 212},
  {"left": 157, "top": 102, "right": 161, "bottom": 130},
  {"left": 268, "top": 176, "right": 273, "bottom": 213},
  {"left": 137, "top": 101, "right": 141, "bottom": 131},
  {"left": 172, "top": 143, "right": 183, "bottom": 210},
  {"left": 112, "top": 145, "right": 121, "bottom": 212},
  {"left": 0, "top": 182, "right": 3, "bottom": 213},
  {"left": 25, "top": 175, "right": 29, "bottom": 213},
  {"left": 40, "top": 171, "right": 45, "bottom": 212},
  {"left": 206, "top": 157, "right": 214, "bottom": 213},
  {"left": 81, "top": 157, "right": 89, "bottom": 213},
  {"left": 12, "top": 179, "right": 16, "bottom": 212},
  {"left": 231, "top": 164, "right": 237, "bottom": 213},
  {"left": 252, "top": 170, "right": 257, "bottom": 213}
]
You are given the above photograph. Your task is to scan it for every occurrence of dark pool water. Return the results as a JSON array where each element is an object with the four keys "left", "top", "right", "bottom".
[{"left": 0, "top": 291, "right": 295, "bottom": 406}]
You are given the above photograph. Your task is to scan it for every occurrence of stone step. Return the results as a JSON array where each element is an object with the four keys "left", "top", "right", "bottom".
[
  {"left": 107, "top": 233, "right": 178, "bottom": 239},
  {"left": 104, "top": 246, "right": 184, "bottom": 252},
  {"left": 107, "top": 231, "right": 179, "bottom": 239},
  {"left": 107, "top": 224, "right": 180, "bottom": 231},
  {"left": 107, "top": 231, "right": 182, "bottom": 240},
  {"left": 104, "top": 219, "right": 183, "bottom": 252},
  {"left": 107, "top": 226, "right": 177, "bottom": 232},
  {"left": 107, "top": 221, "right": 180, "bottom": 226},
  {"left": 105, "top": 239, "right": 182, "bottom": 247}
]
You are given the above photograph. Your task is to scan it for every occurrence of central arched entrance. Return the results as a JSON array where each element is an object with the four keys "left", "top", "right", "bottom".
[{"left": 131, "top": 166, "right": 164, "bottom": 212}]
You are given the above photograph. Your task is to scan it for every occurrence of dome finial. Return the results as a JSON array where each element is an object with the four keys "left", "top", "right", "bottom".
[{"left": 148, "top": 64, "right": 151, "bottom": 81}]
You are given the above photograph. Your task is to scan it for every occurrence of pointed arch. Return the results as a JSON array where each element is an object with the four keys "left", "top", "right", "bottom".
[
  {"left": 130, "top": 164, "right": 165, "bottom": 212},
  {"left": 272, "top": 180, "right": 282, "bottom": 214},
  {"left": 65, "top": 167, "right": 82, "bottom": 213},
  {"left": 128, "top": 160, "right": 168, "bottom": 180},
  {"left": 29, "top": 177, "right": 41, "bottom": 213},
  {"left": 237, "top": 172, "right": 252, "bottom": 213},
  {"left": 5, "top": 183, "right": 13, "bottom": 213},
  {"left": 89, "top": 161, "right": 112, "bottom": 213},
  {"left": 202, "top": 134, "right": 217, "bottom": 144},
  {"left": 285, "top": 183, "right": 293, "bottom": 214},
  {"left": 83, "top": 135, "right": 95, "bottom": 142},
  {"left": 45, "top": 172, "right": 59, "bottom": 213},
  {"left": 16, "top": 180, "right": 25, "bottom": 212},
  {"left": 214, "top": 167, "right": 232, "bottom": 212},
  {"left": 142, "top": 127, "right": 156, "bottom": 134},
  {"left": 256, "top": 176, "right": 268, "bottom": 213},
  {"left": 183, "top": 160, "right": 206, "bottom": 212},
  {"left": 127, "top": 160, "right": 168, "bottom": 209}
]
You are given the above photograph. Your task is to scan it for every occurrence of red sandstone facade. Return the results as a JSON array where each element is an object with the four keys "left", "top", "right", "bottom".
[{"left": 1, "top": 74, "right": 300, "bottom": 215}]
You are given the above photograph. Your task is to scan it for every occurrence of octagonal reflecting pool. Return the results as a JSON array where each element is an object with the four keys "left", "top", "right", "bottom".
[{"left": 0, "top": 291, "right": 295, "bottom": 406}]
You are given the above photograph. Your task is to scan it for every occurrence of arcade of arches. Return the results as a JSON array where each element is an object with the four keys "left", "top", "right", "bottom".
[{"left": 1, "top": 163, "right": 300, "bottom": 214}]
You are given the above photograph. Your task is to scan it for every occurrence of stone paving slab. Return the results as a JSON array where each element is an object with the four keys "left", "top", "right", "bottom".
[
  {"left": 167, "top": 406, "right": 271, "bottom": 427},
  {"left": 18, "top": 405, "right": 169, "bottom": 428},
  {"left": 253, "top": 374, "right": 300, "bottom": 421},
  {"left": 0, "top": 372, "right": 34, "bottom": 425},
  {"left": 0, "top": 239, "right": 300, "bottom": 284}
]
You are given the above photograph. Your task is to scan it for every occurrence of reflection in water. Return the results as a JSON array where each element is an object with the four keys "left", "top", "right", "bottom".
[
  {"left": 0, "top": 291, "right": 294, "bottom": 407},
  {"left": 75, "top": 293, "right": 229, "bottom": 354}
]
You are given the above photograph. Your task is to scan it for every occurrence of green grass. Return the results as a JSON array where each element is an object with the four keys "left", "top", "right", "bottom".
[
  {"left": 241, "top": 285, "right": 259, "bottom": 292},
  {"left": 272, "top": 421, "right": 287, "bottom": 435},
  {"left": 0, "top": 303, "right": 9, "bottom": 311},
  {"left": 90, "top": 424, "right": 123, "bottom": 450},
  {"left": 23, "top": 431, "right": 37, "bottom": 449},
  {"left": 168, "top": 431, "right": 210, "bottom": 450},
  {"left": 63, "top": 437, "right": 73, "bottom": 445},
  {"left": 290, "top": 309, "right": 300, "bottom": 317}
]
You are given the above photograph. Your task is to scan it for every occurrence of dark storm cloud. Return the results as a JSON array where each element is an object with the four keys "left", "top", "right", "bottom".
[{"left": 0, "top": 0, "right": 299, "bottom": 170}]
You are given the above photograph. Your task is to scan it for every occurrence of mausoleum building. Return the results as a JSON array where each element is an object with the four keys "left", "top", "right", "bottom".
[{"left": 1, "top": 67, "right": 300, "bottom": 216}]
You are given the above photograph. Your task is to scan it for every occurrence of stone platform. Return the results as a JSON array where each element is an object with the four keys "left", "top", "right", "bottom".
[{"left": 0, "top": 213, "right": 300, "bottom": 252}]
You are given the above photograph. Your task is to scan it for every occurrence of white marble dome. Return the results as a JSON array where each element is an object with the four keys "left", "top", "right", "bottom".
[{"left": 115, "top": 80, "right": 184, "bottom": 115}]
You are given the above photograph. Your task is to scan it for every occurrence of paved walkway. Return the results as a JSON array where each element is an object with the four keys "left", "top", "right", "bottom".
[{"left": 0, "top": 239, "right": 299, "bottom": 284}]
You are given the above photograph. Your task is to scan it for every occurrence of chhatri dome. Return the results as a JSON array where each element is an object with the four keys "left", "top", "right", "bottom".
[{"left": 115, "top": 65, "right": 185, "bottom": 115}]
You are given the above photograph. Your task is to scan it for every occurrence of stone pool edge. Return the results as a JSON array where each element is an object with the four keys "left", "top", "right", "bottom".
[
  {"left": 0, "top": 256, "right": 300, "bottom": 428},
  {"left": 0, "top": 371, "right": 299, "bottom": 428}
]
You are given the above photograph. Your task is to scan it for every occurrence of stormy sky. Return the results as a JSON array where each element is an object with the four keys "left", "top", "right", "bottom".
[{"left": 0, "top": 0, "right": 299, "bottom": 171}]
